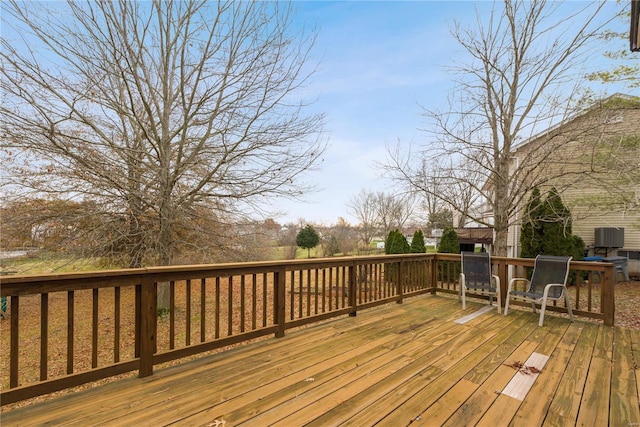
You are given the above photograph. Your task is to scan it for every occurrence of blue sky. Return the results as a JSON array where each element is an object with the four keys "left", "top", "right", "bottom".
[{"left": 269, "top": 1, "right": 633, "bottom": 226}]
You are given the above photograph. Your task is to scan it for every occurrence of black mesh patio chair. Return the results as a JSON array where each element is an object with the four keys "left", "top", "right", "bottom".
[
  {"left": 460, "top": 251, "right": 501, "bottom": 314},
  {"left": 504, "top": 255, "right": 573, "bottom": 326}
]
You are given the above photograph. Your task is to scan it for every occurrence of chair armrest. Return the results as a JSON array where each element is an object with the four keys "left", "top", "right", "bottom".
[
  {"left": 491, "top": 274, "right": 500, "bottom": 289},
  {"left": 507, "top": 277, "right": 529, "bottom": 293},
  {"left": 542, "top": 283, "right": 568, "bottom": 300}
]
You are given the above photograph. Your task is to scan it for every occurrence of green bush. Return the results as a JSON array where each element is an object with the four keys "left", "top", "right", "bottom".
[
  {"left": 540, "top": 187, "right": 574, "bottom": 256},
  {"left": 410, "top": 229, "right": 426, "bottom": 253},
  {"left": 438, "top": 227, "right": 460, "bottom": 254},
  {"left": 384, "top": 229, "right": 408, "bottom": 283},
  {"left": 437, "top": 227, "right": 460, "bottom": 283},
  {"left": 385, "top": 229, "right": 409, "bottom": 254},
  {"left": 520, "top": 186, "right": 544, "bottom": 258},
  {"left": 520, "top": 187, "right": 585, "bottom": 283}
]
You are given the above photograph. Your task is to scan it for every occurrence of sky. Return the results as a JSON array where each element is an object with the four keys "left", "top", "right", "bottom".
[
  {"left": 268, "top": 0, "right": 632, "bottom": 226},
  {"left": 1, "top": 1, "right": 632, "bottom": 228}
]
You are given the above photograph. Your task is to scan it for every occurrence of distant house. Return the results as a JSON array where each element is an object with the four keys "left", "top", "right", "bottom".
[{"left": 506, "top": 94, "right": 640, "bottom": 275}]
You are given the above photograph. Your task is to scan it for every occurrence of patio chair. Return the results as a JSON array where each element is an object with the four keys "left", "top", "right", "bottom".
[
  {"left": 504, "top": 255, "right": 573, "bottom": 326},
  {"left": 460, "top": 251, "right": 501, "bottom": 314}
]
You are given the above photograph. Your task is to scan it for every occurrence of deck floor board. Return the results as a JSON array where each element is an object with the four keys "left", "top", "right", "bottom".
[{"left": 1, "top": 294, "right": 638, "bottom": 426}]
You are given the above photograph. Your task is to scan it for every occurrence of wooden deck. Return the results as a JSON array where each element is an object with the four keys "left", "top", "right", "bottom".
[{"left": 1, "top": 294, "right": 638, "bottom": 426}]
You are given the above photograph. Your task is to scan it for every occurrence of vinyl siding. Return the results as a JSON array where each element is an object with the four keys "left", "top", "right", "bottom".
[{"left": 508, "top": 97, "right": 640, "bottom": 273}]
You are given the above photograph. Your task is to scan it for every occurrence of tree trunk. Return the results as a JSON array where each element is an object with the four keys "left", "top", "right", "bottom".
[
  {"left": 156, "top": 199, "right": 173, "bottom": 310},
  {"left": 493, "top": 226, "right": 509, "bottom": 257}
]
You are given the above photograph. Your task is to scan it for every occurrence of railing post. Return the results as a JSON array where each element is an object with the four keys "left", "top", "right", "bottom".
[
  {"left": 139, "top": 276, "right": 156, "bottom": 378},
  {"left": 497, "top": 258, "right": 508, "bottom": 309},
  {"left": 602, "top": 264, "right": 615, "bottom": 326},
  {"left": 274, "top": 267, "right": 286, "bottom": 337},
  {"left": 348, "top": 262, "right": 357, "bottom": 316},
  {"left": 430, "top": 256, "right": 437, "bottom": 295},
  {"left": 397, "top": 258, "right": 404, "bottom": 303}
]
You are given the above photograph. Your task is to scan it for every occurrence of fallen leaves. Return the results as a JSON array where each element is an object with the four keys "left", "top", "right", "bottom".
[{"left": 504, "top": 360, "right": 542, "bottom": 375}]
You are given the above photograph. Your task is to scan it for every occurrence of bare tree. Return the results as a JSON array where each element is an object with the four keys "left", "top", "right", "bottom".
[
  {"left": 412, "top": 157, "right": 446, "bottom": 228},
  {"left": 347, "top": 189, "right": 380, "bottom": 247},
  {"left": 1, "top": 1, "right": 326, "bottom": 269},
  {"left": 347, "top": 189, "right": 415, "bottom": 245},
  {"left": 384, "top": 0, "right": 609, "bottom": 256},
  {"left": 375, "top": 192, "right": 414, "bottom": 238},
  {"left": 391, "top": 149, "right": 483, "bottom": 229},
  {"left": 326, "top": 217, "right": 358, "bottom": 256}
]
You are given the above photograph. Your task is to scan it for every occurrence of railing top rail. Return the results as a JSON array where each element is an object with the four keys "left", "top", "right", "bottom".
[
  {"left": 0, "top": 254, "right": 437, "bottom": 296},
  {"left": 1, "top": 253, "right": 611, "bottom": 296}
]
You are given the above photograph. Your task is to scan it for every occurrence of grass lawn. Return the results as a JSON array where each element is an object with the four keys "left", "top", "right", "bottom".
[{"left": 1, "top": 254, "right": 108, "bottom": 275}]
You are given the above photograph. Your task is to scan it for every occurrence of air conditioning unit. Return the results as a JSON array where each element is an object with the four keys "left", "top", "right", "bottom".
[{"left": 594, "top": 227, "right": 624, "bottom": 248}]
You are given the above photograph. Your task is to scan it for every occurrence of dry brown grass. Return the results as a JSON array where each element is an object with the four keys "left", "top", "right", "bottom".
[{"left": 608, "top": 280, "right": 640, "bottom": 329}]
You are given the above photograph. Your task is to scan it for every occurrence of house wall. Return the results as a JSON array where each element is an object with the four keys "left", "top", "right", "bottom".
[{"left": 508, "top": 97, "right": 640, "bottom": 276}]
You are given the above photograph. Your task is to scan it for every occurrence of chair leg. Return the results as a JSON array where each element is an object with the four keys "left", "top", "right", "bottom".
[
  {"left": 565, "top": 292, "right": 574, "bottom": 322},
  {"left": 504, "top": 294, "right": 510, "bottom": 316},
  {"left": 539, "top": 298, "right": 547, "bottom": 327},
  {"left": 462, "top": 287, "right": 466, "bottom": 310}
]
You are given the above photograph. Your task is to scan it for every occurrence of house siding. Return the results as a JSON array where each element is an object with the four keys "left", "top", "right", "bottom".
[{"left": 508, "top": 96, "right": 640, "bottom": 275}]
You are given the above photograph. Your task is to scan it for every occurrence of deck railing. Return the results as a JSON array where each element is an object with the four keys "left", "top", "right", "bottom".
[{"left": 0, "top": 254, "right": 614, "bottom": 405}]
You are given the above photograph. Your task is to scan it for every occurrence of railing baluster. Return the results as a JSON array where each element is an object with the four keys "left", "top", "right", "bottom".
[
  {"left": 92, "top": 288, "right": 98, "bottom": 368},
  {"left": 114, "top": 287, "right": 120, "bottom": 363},
  {"left": 201, "top": 278, "right": 206, "bottom": 342},
  {"left": 306, "top": 269, "right": 311, "bottom": 317},
  {"left": 215, "top": 277, "right": 220, "bottom": 339},
  {"left": 67, "top": 290, "right": 74, "bottom": 374},
  {"left": 328, "top": 268, "right": 333, "bottom": 311},
  {"left": 262, "top": 273, "right": 267, "bottom": 328},
  {"left": 321, "top": 269, "right": 326, "bottom": 313},
  {"left": 314, "top": 269, "right": 319, "bottom": 315},
  {"left": 289, "top": 270, "right": 294, "bottom": 320},
  {"left": 298, "top": 270, "right": 303, "bottom": 319},
  {"left": 359, "top": 265, "right": 365, "bottom": 303},
  {"left": 135, "top": 284, "right": 141, "bottom": 358},
  {"left": 170, "top": 281, "right": 175, "bottom": 349},
  {"left": 186, "top": 279, "right": 192, "bottom": 346},
  {"left": 40, "top": 293, "right": 48, "bottom": 381},
  {"left": 252, "top": 273, "right": 257, "bottom": 330},
  {"left": 240, "top": 275, "right": 246, "bottom": 333},
  {"left": 587, "top": 275, "right": 604, "bottom": 311},
  {"left": 574, "top": 272, "right": 582, "bottom": 311},
  {"left": 275, "top": 267, "right": 286, "bottom": 338},
  {"left": 227, "top": 276, "right": 233, "bottom": 336},
  {"left": 337, "top": 266, "right": 343, "bottom": 308}
]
